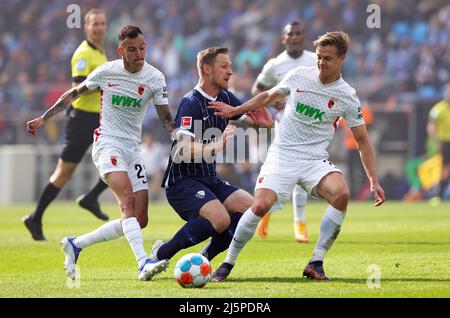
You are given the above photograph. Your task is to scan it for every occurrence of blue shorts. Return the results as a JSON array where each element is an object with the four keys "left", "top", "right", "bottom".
[{"left": 165, "top": 176, "right": 239, "bottom": 221}]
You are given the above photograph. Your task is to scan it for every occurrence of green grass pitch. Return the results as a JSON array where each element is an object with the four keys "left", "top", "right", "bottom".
[{"left": 0, "top": 201, "right": 449, "bottom": 298}]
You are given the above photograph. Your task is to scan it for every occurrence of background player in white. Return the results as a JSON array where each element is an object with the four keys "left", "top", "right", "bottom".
[
  {"left": 252, "top": 21, "right": 316, "bottom": 243},
  {"left": 209, "top": 31, "right": 385, "bottom": 281},
  {"left": 26, "top": 25, "right": 175, "bottom": 281}
]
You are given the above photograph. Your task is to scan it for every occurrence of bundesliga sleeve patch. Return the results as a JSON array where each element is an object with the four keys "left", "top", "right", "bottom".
[{"left": 181, "top": 116, "right": 192, "bottom": 130}]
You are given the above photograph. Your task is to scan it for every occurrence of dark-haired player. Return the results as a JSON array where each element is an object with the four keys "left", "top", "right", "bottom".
[{"left": 27, "top": 25, "right": 175, "bottom": 281}]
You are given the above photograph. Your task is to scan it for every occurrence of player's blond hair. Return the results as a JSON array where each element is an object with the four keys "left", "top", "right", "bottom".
[
  {"left": 85, "top": 8, "right": 106, "bottom": 25},
  {"left": 313, "top": 31, "right": 349, "bottom": 56},
  {"left": 197, "top": 47, "right": 228, "bottom": 75}
]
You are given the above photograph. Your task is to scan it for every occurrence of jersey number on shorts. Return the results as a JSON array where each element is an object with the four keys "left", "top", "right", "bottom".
[{"left": 135, "top": 164, "right": 147, "bottom": 184}]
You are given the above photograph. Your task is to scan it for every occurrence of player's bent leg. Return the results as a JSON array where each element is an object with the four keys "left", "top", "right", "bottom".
[
  {"left": 212, "top": 189, "right": 277, "bottom": 282},
  {"left": 222, "top": 189, "right": 253, "bottom": 214},
  {"left": 292, "top": 185, "right": 309, "bottom": 243},
  {"left": 153, "top": 200, "right": 225, "bottom": 262},
  {"left": 254, "top": 189, "right": 282, "bottom": 240},
  {"left": 316, "top": 172, "right": 350, "bottom": 212},
  {"left": 199, "top": 200, "right": 231, "bottom": 233},
  {"left": 106, "top": 172, "right": 150, "bottom": 275},
  {"left": 200, "top": 189, "right": 251, "bottom": 260},
  {"left": 251, "top": 188, "right": 278, "bottom": 216},
  {"left": 200, "top": 212, "right": 242, "bottom": 261},
  {"left": 304, "top": 172, "right": 349, "bottom": 281}
]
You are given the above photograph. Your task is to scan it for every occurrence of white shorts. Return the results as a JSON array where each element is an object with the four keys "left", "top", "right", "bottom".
[
  {"left": 92, "top": 139, "right": 149, "bottom": 193},
  {"left": 255, "top": 157, "right": 342, "bottom": 207}
]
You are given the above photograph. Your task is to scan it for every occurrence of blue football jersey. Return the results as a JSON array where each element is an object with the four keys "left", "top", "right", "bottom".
[{"left": 162, "top": 86, "right": 244, "bottom": 188}]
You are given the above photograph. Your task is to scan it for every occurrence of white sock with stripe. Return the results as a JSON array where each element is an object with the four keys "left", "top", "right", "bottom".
[
  {"left": 311, "top": 205, "right": 345, "bottom": 262},
  {"left": 224, "top": 208, "right": 261, "bottom": 265}
]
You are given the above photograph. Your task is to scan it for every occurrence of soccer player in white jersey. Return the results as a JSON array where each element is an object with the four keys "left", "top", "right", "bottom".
[
  {"left": 26, "top": 25, "right": 175, "bottom": 281},
  {"left": 209, "top": 31, "right": 385, "bottom": 281},
  {"left": 252, "top": 21, "right": 316, "bottom": 243}
]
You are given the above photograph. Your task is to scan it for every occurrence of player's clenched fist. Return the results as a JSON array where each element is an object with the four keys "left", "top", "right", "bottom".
[{"left": 26, "top": 116, "right": 45, "bottom": 136}]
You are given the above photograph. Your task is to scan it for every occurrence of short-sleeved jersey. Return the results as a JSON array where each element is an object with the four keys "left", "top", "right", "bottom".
[
  {"left": 269, "top": 66, "right": 364, "bottom": 161},
  {"left": 429, "top": 100, "right": 450, "bottom": 141},
  {"left": 256, "top": 50, "right": 316, "bottom": 88},
  {"left": 162, "top": 86, "right": 245, "bottom": 188},
  {"left": 85, "top": 59, "right": 168, "bottom": 146},
  {"left": 71, "top": 40, "right": 107, "bottom": 113}
]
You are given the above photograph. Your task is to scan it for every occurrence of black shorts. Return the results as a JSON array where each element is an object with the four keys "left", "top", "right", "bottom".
[
  {"left": 60, "top": 107, "right": 100, "bottom": 163},
  {"left": 165, "top": 176, "right": 239, "bottom": 221},
  {"left": 442, "top": 142, "right": 450, "bottom": 165}
]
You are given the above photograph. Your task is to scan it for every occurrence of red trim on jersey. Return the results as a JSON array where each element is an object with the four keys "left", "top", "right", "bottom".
[
  {"left": 94, "top": 128, "right": 101, "bottom": 142},
  {"left": 333, "top": 116, "right": 341, "bottom": 132},
  {"left": 95, "top": 89, "right": 103, "bottom": 141}
]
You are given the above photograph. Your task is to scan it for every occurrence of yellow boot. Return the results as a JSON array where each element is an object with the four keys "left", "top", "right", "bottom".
[
  {"left": 256, "top": 214, "right": 271, "bottom": 239},
  {"left": 294, "top": 221, "right": 309, "bottom": 243}
]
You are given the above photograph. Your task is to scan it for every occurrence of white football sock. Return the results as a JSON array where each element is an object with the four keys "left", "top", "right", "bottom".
[
  {"left": 292, "top": 185, "right": 307, "bottom": 222},
  {"left": 224, "top": 208, "right": 261, "bottom": 265},
  {"left": 311, "top": 205, "right": 345, "bottom": 262},
  {"left": 74, "top": 219, "right": 124, "bottom": 249},
  {"left": 122, "top": 217, "right": 147, "bottom": 269}
]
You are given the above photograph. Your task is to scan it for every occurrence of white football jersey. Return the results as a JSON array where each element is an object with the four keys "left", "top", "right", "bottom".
[
  {"left": 268, "top": 66, "right": 365, "bottom": 161},
  {"left": 85, "top": 59, "right": 168, "bottom": 146},
  {"left": 256, "top": 50, "right": 316, "bottom": 88}
]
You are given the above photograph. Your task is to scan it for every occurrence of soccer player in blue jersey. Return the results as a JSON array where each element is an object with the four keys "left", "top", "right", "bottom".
[{"left": 150, "top": 47, "right": 272, "bottom": 262}]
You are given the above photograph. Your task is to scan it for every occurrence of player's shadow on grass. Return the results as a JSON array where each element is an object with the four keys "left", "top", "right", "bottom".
[
  {"left": 221, "top": 277, "right": 450, "bottom": 284},
  {"left": 339, "top": 241, "right": 450, "bottom": 246},
  {"left": 331, "top": 277, "right": 450, "bottom": 283}
]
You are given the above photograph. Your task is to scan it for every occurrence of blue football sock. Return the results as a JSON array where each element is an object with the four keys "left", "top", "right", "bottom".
[
  {"left": 202, "top": 213, "right": 242, "bottom": 261},
  {"left": 157, "top": 217, "right": 218, "bottom": 260}
]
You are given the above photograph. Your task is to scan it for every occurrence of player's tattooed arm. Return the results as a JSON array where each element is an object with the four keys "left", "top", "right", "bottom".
[
  {"left": 155, "top": 104, "right": 176, "bottom": 136},
  {"left": 42, "top": 84, "right": 90, "bottom": 121},
  {"left": 26, "top": 83, "right": 92, "bottom": 136}
]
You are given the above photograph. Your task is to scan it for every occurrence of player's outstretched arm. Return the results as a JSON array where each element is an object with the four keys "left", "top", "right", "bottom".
[
  {"left": 26, "top": 83, "right": 92, "bottom": 136},
  {"left": 155, "top": 104, "right": 176, "bottom": 137},
  {"left": 208, "top": 87, "right": 287, "bottom": 119},
  {"left": 241, "top": 108, "right": 273, "bottom": 128},
  {"left": 351, "top": 124, "right": 386, "bottom": 207}
]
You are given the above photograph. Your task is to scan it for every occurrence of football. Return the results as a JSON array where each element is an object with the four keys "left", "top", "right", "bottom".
[{"left": 174, "top": 253, "right": 212, "bottom": 288}]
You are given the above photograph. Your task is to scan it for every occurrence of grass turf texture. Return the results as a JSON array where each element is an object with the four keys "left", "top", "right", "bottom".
[{"left": 0, "top": 201, "right": 449, "bottom": 298}]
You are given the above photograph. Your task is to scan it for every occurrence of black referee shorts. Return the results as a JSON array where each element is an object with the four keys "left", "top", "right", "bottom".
[
  {"left": 442, "top": 142, "right": 450, "bottom": 165},
  {"left": 60, "top": 107, "right": 100, "bottom": 163}
]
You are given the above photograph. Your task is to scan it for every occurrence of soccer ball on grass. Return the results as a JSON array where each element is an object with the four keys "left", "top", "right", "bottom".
[{"left": 174, "top": 253, "right": 212, "bottom": 288}]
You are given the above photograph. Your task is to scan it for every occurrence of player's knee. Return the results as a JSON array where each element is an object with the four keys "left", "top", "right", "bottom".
[
  {"left": 333, "top": 188, "right": 350, "bottom": 206},
  {"left": 251, "top": 200, "right": 271, "bottom": 217},
  {"left": 210, "top": 213, "right": 230, "bottom": 233}
]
